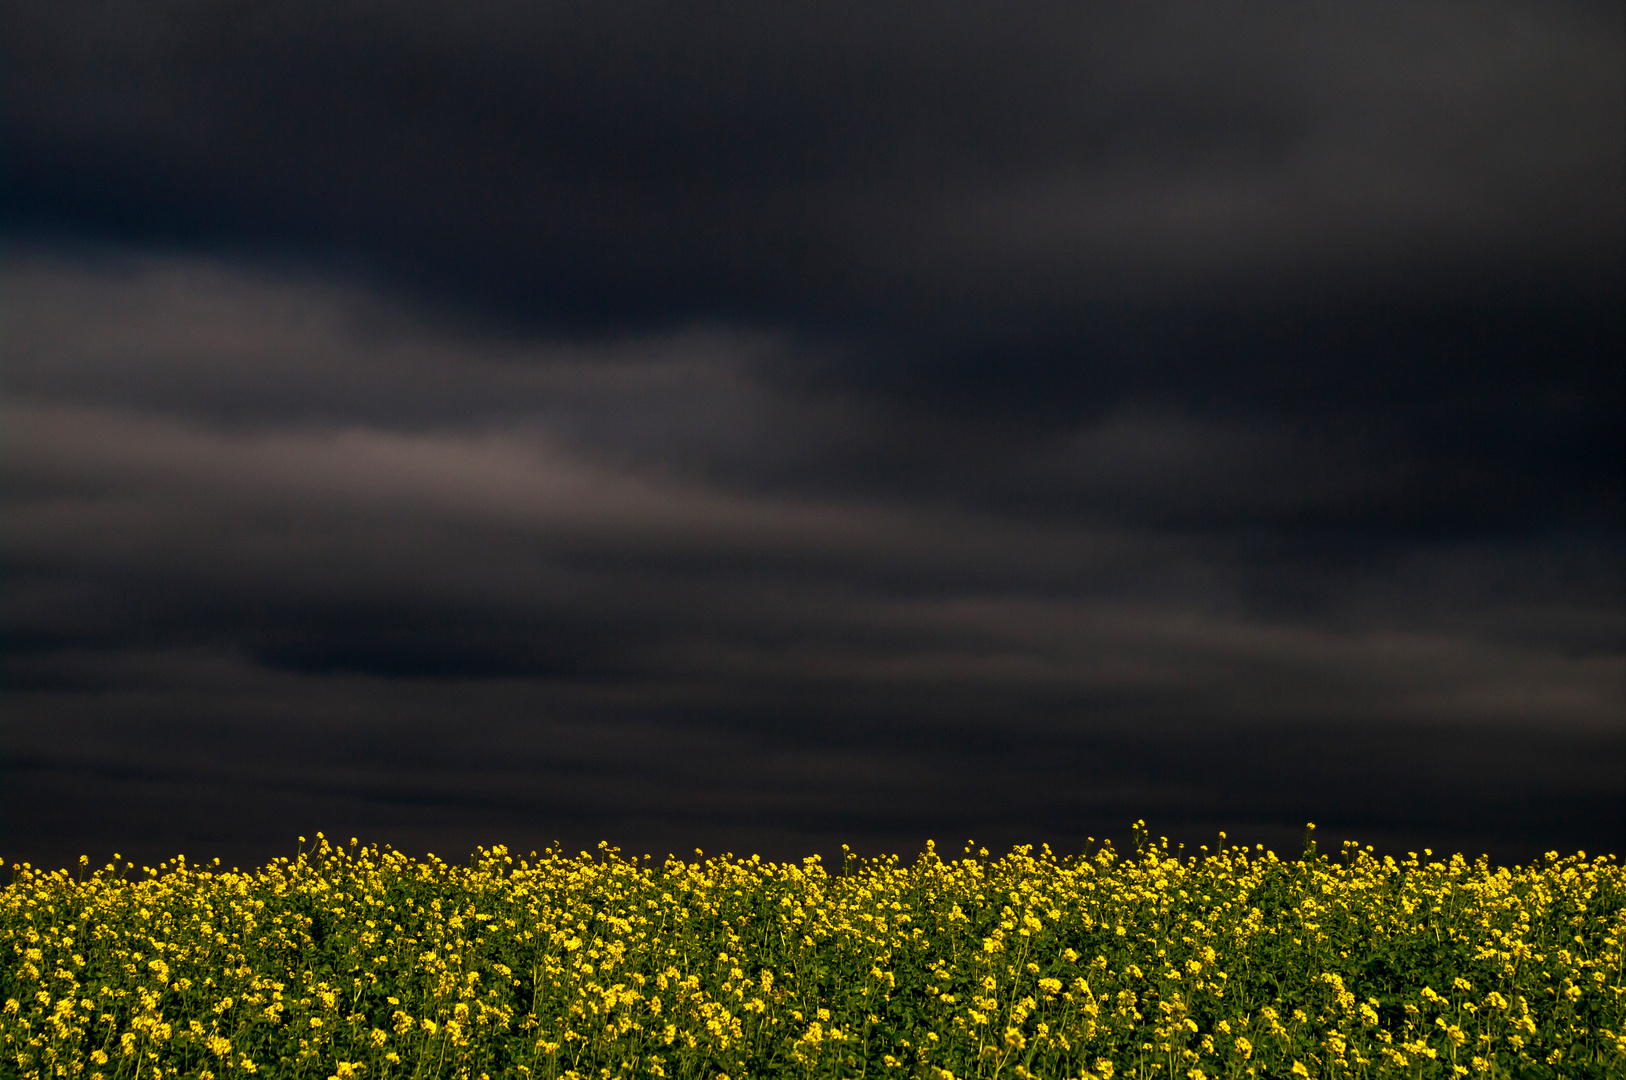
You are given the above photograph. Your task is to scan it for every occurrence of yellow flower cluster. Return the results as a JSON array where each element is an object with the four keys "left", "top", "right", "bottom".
[{"left": 1, "top": 828, "right": 1620, "bottom": 1078}]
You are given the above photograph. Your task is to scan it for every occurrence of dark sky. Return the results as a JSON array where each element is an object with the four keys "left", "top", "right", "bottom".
[{"left": 3, "top": 0, "right": 1622, "bottom": 871}]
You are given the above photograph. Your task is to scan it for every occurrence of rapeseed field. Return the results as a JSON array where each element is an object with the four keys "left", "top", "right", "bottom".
[{"left": 2, "top": 825, "right": 1621, "bottom": 1079}]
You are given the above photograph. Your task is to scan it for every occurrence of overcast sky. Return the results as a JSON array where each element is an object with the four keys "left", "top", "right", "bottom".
[{"left": 3, "top": 0, "right": 1621, "bottom": 871}]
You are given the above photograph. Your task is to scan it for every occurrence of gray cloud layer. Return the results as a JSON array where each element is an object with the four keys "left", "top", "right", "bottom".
[{"left": 2, "top": 0, "right": 1621, "bottom": 867}]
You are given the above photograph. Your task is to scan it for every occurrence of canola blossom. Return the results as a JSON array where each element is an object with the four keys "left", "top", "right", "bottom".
[{"left": 1, "top": 827, "right": 1621, "bottom": 1079}]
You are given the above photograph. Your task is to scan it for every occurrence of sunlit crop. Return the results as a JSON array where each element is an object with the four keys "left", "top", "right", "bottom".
[{"left": 2, "top": 823, "right": 1621, "bottom": 1079}]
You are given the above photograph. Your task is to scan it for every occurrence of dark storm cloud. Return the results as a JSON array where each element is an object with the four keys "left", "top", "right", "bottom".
[
  {"left": 8, "top": 0, "right": 1619, "bottom": 532},
  {"left": 6, "top": 0, "right": 1620, "bottom": 324},
  {"left": 2, "top": 0, "right": 1622, "bottom": 867}
]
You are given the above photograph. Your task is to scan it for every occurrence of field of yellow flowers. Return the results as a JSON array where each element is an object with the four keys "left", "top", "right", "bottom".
[{"left": 2, "top": 825, "right": 1621, "bottom": 1080}]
